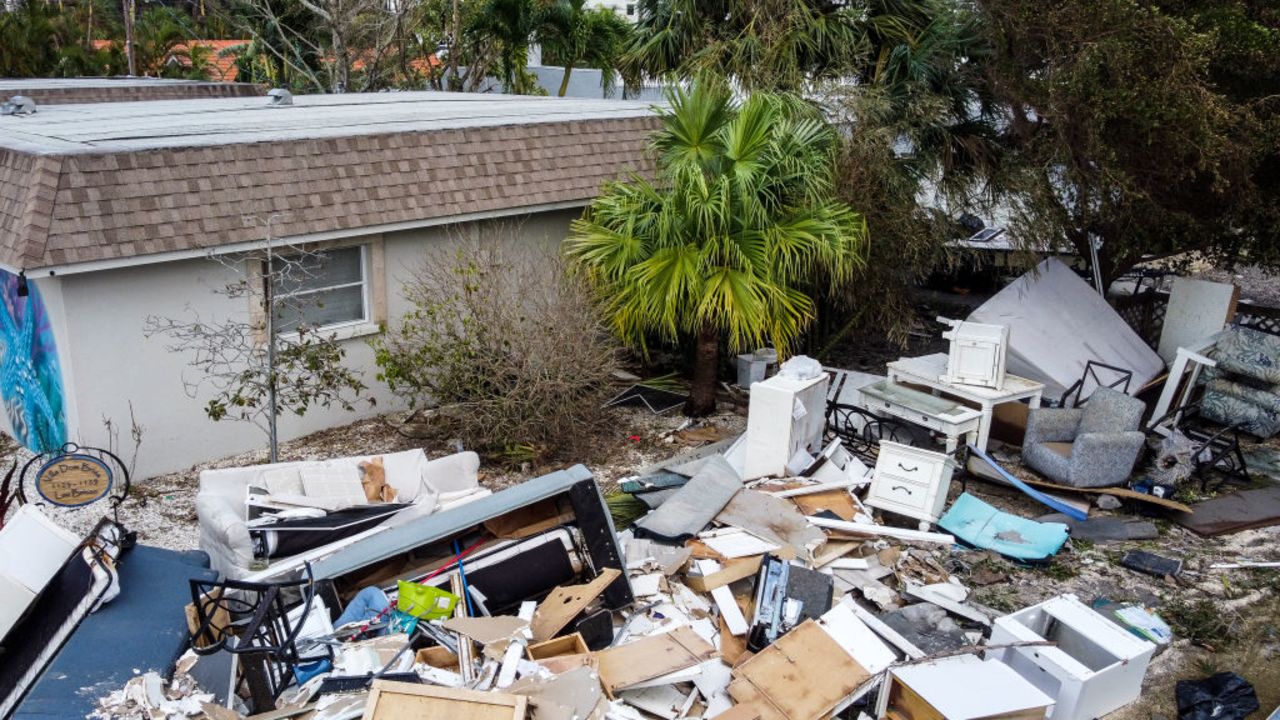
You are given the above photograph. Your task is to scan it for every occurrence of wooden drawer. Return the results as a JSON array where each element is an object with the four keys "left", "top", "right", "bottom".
[
  {"left": 876, "top": 451, "right": 942, "bottom": 487},
  {"left": 869, "top": 479, "right": 931, "bottom": 513}
]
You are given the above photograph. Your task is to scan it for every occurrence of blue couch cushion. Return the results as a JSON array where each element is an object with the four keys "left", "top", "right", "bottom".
[{"left": 12, "top": 545, "right": 218, "bottom": 720}]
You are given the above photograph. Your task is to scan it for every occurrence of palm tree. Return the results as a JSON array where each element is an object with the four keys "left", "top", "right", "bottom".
[
  {"left": 538, "top": 0, "right": 633, "bottom": 97},
  {"left": 566, "top": 79, "right": 867, "bottom": 415},
  {"left": 474, "top": 0, "right": 543, "bottom": 94}
]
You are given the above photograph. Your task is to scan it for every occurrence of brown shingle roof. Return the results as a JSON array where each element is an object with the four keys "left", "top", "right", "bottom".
[{"left": 0, "top": 93, "right": 659, "bottom": 270}]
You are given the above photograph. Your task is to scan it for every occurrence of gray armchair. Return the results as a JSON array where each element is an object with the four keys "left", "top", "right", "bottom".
[{"left": 1022, "top": 387, "right": 1147, "bottom": 488}]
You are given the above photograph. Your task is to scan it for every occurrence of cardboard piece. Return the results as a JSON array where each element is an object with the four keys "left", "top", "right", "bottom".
[
  {"left": 362, "top": 680, "right": 527, "bottom": 720},
  {"left": 594, "top": 626, "right": 717, "bottom": 695},
  {"left": 728, "top": 620, "right": 870, "bottom": 720},
  {"left": 1175, "top": 484, "right": 1280, "bottom": 536},
  {"left": 484, "top": 500, "right": 574, "bottom": 540},
  {"left": 531, "top": 568, "right": 622, "bottom": 642},
  {"left": 416, "top": 646, "right": 460, "bottom": 670}
]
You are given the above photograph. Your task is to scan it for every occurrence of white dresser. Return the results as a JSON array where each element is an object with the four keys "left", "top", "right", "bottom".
[
  {"left": 865, "top": 441, "right": 956, "bottom": 529},
  {"left": 742, "top": 372, "right": 830, "bottom": 480}
]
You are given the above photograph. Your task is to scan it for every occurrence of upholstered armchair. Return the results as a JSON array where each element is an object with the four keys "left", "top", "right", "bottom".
[{"left": 1022, "top": 388, "right": 1148, "bottom": 488}]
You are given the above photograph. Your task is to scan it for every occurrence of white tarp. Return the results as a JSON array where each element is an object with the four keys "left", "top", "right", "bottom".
[{"left": 967, "top": 258, "right": 1164, "bottom": 399}]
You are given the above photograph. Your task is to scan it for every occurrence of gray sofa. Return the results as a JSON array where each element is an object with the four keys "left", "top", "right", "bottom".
[{"left": 1022, "top": 388, "right": 1147, "bottom": 488}]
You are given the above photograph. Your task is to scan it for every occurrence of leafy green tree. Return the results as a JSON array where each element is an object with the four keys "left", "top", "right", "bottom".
[
  {"left": 472, "top": 0, "right": 544, "bottom": 94},
  {"left": 538, "top": 0, "right": 633, "bottom": 97},
  {"left": 621, "top": 0, "right": 864, "bottom": 92},
  {"left": 979, "top": 0, "right": 1280, "bottom": 286},
  {"left": 0, "top": 1, "right": 115, "bottom": 77},
  {"left": 566, "top": 79, "right": 867, "bottom": 414}
]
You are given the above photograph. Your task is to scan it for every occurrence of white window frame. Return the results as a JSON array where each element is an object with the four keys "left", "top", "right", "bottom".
[{"left": 261, "top": 241, "right": 383, "bottom": 343}]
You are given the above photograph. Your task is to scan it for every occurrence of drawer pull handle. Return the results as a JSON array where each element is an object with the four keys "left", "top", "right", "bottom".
[
  {"left": 892, "top": 485, "right": 911, "bottom": 493},
  {"left": 897, "top": 463, "right": 919, "bottom": 473}
]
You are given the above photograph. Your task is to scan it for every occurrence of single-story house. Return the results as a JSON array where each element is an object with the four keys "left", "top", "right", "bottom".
[
  {"left": 0, "top": 90, "right": 658, "bottom": 477},
  {"left": 0, "top": 77, "right": 264, "bottom": 105}
]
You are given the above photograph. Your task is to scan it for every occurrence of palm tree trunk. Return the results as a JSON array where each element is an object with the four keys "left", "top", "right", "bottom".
[
  {"left": 557, "top": 64, "right": 573, "bottom": 97},
  {"left": 685, "top": 325, "right": 719, "bottom": 416}
]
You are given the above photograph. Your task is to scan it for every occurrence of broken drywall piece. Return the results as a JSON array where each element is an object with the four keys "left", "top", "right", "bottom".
[
  {"left": 629, "top": 573, "right": 664, "bottom": 597},
  {"left": 508, "top": 666, "right": 605, "bottom": 720},
  {"left": 531, "top": 568, "right": 622, "bottom": 642},
  {"left": 710, "top": 585, "right": 749, "bottom": 636},
  {"left": 904, "top": 582, "right": 992, "bottom": 626},
  {"left": 716, "top": 489, "right": 827, "bottom": 560},
  {"left": 635, "top": 456, "right": 742, "bottom": 543},
  {"left": 1157, "top": 277, "right": 1238, "bottom": 363},
  {"left": 442, "top": 616, "right": 530, "bottom": 645},
  {"left": 617, "top": 685, "right": 691, "bottom": 720},
  {"left": 700, "top": 530, "right": 780, "bottom": 559}
]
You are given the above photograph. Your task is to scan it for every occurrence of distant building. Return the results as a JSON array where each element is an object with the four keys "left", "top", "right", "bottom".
[{"left": 0, "top": 90, "right": 657, "bottom": 476}]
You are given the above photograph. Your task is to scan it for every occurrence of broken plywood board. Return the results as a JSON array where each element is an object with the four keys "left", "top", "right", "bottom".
[
  {"left": 1175, "top": 484, "right": 1280, "bottom": 536},
  {"left": 531, "top": 568, "right": 622, "bottom": 642},
  {"left": 1158, "top": 277, "right": 1239, "bottom": 364},
  {"left": 789, "top": 489, "right": 858, "bottom": 521},
  {"left": 715, "top": 489, "right": 827, "bottom": 560},
  {"left": 594, "top": 627, "right": 717, "bottom": 696},
  {"left": 362, "top": 680, "right": 527, "bottom": 720},
  {"left": 728, "top": 620, "right": 871, "bottom": 720}
]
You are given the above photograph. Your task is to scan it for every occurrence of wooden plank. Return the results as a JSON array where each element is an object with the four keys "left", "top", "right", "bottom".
[
  {"left": 363, "top": 680, "right": 527, "bottom": 720},
  {"left": 530, "top": 568, "right": 622, "bottom": 642},
  {"left": 807, "top": 517, "right": 955, "bottom": 545},
  {"left": 711, "top": 585, "right": 749, "bottom": 636},
  {"left": 594, "top": 626, "right": 717, "bottom": 695},
  {"left": 846, "top": 603, "right": 925, "bottom": 660},
  {"left": 683, "top": 556, "right": 763, "bottom": 593},
  {"left": 729, "top": 620, "right": 871, "bottom": 720}
]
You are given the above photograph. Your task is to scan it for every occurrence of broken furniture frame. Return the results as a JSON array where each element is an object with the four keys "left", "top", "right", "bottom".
[
  {"left": 188, "top": 566, "right": 332, "bottom": 712},
  {"left": 1148, "top": 404, "right": 1251, "bottom": 492},
  {"left": 1058, "top": 361, "right": 1133, "bottom": 409},
  {"left": 824, "top": 401, "right": 914, "bottom": 463},
  {"left": 1147, "top": 337, "right": 1219, "bottom": 436},
  {"left": 0, "top": 518, "right": 129, "bottom": 718}
]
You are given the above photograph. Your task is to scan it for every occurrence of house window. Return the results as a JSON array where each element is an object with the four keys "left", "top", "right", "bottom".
[
  {"left": 626, "top": 3, "right": 635, "bottom": 15},
  {"left": 269, "top": 245, "right": 369, "bottom": 334}
]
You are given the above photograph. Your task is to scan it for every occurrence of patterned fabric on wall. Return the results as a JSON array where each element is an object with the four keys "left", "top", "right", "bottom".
[{"left": 0, "top": 271, "right": 66, "bottom": 452}]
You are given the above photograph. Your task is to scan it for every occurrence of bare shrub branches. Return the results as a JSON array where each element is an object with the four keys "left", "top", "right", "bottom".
[{"left": 372, "top": 224, "right": 621, "bottom": 461}]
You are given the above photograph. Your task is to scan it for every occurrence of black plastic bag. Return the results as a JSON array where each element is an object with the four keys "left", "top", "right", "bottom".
[{"left": 1175, "top": 672, "right": 1259, "bottom": 720}]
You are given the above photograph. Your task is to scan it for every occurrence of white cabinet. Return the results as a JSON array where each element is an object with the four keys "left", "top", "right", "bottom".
[
  {"left": 986, "top": 594, "right": 1155, "bottom": 720},
  {"left": 940, "top": 318, "right": 1009, "bottom": 390},
  {"left": 864, "top": 441, "right": 956, "bottom": 529},
  {"left": 742, "top": 372, "right": 830, "bottom": 480}
]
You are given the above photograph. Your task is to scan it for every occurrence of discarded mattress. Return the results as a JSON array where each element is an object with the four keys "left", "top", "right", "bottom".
[
  {"left": 11, "top": 545, "right": 218, "bottom": 720},
  {"left": 967, "top": 258, "right": 1164, "bottom": 399},
  {"left": 939, "top": 492, "right": 1069, "bottom": 561}
]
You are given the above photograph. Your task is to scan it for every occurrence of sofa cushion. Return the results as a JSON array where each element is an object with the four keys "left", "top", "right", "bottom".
[
  {"left": 381, "top": 450, "right": 428, "bottom": 502},
  {"left": 262, "top": 467, "right": 304, "bottom": 496},
  {"left": 299, "top": 466, "right": 368, "bottom": 508},
  {"left": 1211, "top": 326, "right": 1280, "bottom": 385}
]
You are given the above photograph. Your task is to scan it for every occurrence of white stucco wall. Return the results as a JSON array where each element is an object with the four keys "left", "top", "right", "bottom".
[{"left": 59, "top": 209, "right": 578, "bottom": 479}]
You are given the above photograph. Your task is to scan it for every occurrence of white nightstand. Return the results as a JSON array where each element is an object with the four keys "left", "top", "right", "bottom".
[{"left": 865, "top": 441, "right": 956, "bottom": 530}]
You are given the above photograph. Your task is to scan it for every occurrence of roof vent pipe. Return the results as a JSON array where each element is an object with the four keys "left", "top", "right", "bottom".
[
  {"left": 0, "top": 96, "right": 36, "bottom": 116},
  {"left": 266, "top": 88, "right": 293, "bottom": 107}
]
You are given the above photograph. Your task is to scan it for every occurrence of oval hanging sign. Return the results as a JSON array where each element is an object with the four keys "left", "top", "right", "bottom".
[{"left": 35, "top": 453, "right": 114, "bottom": 507}]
